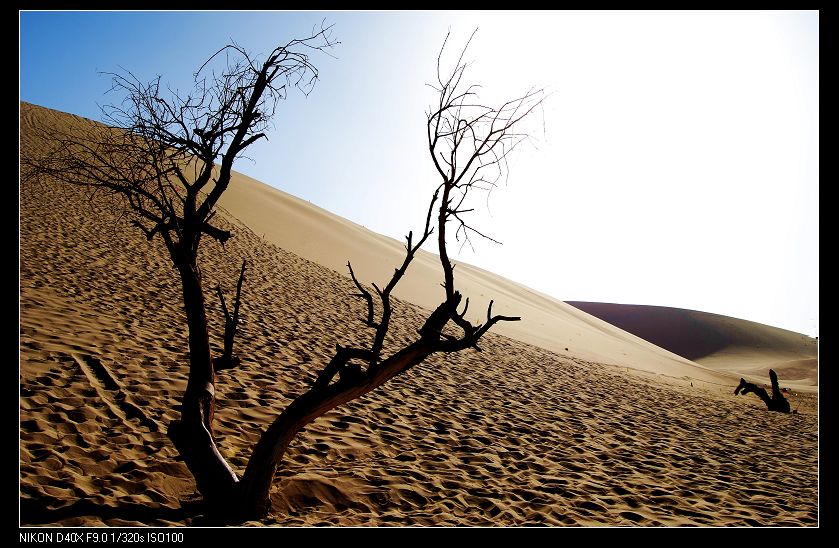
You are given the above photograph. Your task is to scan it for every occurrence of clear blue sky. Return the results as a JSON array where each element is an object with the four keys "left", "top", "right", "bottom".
[{"left": 20, "top": 11, "right": 819, "bottom": 337}]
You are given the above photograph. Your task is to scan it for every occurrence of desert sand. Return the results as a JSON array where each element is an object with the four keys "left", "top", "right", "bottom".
[{"left": 20, "top": 102, "right": 818, "bottom": 526}]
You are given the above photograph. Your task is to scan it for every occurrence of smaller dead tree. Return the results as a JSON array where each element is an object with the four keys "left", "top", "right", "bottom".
[
  {"left": 734, "top": 369, "right": 791, "bottom": 413},
  {"left": 215, "top": 260, "right": 247, "bottom": 372}
]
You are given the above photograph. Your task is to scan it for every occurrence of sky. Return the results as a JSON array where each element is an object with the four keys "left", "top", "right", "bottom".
[{"left": 20, "top": 10, "right": 819, "bottom": 337}]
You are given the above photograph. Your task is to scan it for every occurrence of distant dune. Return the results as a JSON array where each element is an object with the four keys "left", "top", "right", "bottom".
[
  {"left": 566, "top": 302, "right": 817, "bottom": 389},
  {"left": 20, "top": 102, "right": 818, "bottom": 526}
]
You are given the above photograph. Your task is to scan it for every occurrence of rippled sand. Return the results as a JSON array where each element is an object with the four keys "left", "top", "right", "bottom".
[{"left": 20, "top": 103, "right": 818, "bottom": 526}]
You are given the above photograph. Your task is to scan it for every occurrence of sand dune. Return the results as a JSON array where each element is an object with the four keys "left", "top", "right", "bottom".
[
  {"left": 215, "top": 153, "right": 745, "bottom": 389},
  {"left": 566, "top": 302, "right": 818, "bottom": 390},
  {"left": 20, "top": 102, "right": 818, "bottom": 526}
]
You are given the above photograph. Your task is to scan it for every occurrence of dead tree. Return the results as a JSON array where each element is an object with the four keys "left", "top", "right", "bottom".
[
  {"left": 23, "top": 25, "right": 338, "bottom": 512},
  {"left": 234, "top": 30, "right": 545, "bottom": 518},
  {"left": 214, "top": 260, "right": 247, "bottom": 372},
  {"left": 23, "top": 27, "right": 543, "bottom": 522},
  {"left": 734, "top": 369, "right": 791, "bottom": 413}
]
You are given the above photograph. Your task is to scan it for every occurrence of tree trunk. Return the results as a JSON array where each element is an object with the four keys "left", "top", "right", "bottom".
[
  {"left": 734, "top": 369, "right": 790, "bottom": 413},
  {"left": 168, "top": 259, "right": 239, "bottom": 506},
  {"left": 234, "top": 340, "right": 436, "bottom": 520}
]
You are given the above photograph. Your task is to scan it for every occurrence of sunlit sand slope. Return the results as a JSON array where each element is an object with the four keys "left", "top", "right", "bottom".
[{"left": 216, "top": 149, "right": 741, "bottom": 387}]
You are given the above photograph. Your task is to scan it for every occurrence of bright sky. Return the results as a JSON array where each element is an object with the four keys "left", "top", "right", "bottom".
[{"left": 20, "top": 10, "right": 819, "bottom": 337}]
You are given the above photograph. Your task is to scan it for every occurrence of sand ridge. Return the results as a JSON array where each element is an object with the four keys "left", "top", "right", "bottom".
[{"left": 20, "top": 102, "right": 818, "bottom": 526}]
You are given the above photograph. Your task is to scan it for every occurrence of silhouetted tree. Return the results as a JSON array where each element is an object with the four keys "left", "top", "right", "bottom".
[
  {"left": 23, "top": 25, "right": 338, "bottom": 515},
  {"left": 24, "top": 27, "right": 544, "bottom": 522},
  {"left": 734, "top": 369, "right": 791, "bottom": 413},
  {"left": 214, "top": 260, "right": 247, "bottom": 372},
  {"left": 235, "top": 29, "right": 545, "bottom": 518}
]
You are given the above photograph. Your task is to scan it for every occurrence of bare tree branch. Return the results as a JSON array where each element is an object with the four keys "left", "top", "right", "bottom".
[
  {"left": 347, "top": 262, "right": 378, "bottom": 329},
  {"left": 215, "top": 260, "right": 247, "bottom": 372},
  {"left": 239, "top": 29, "right": 540, "bottom": 518}
]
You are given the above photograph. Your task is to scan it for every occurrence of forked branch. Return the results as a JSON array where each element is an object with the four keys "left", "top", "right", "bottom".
[{"left": 215, "top": 260, "right": 247, "bottom": 372}]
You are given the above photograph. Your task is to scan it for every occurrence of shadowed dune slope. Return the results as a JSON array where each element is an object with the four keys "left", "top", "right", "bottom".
[
  {"left": 566, "top": 302, "right": 817, "bottom": 389},
  {"left": 20, "top": 102, "right": 818, "bottom": 526}
]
